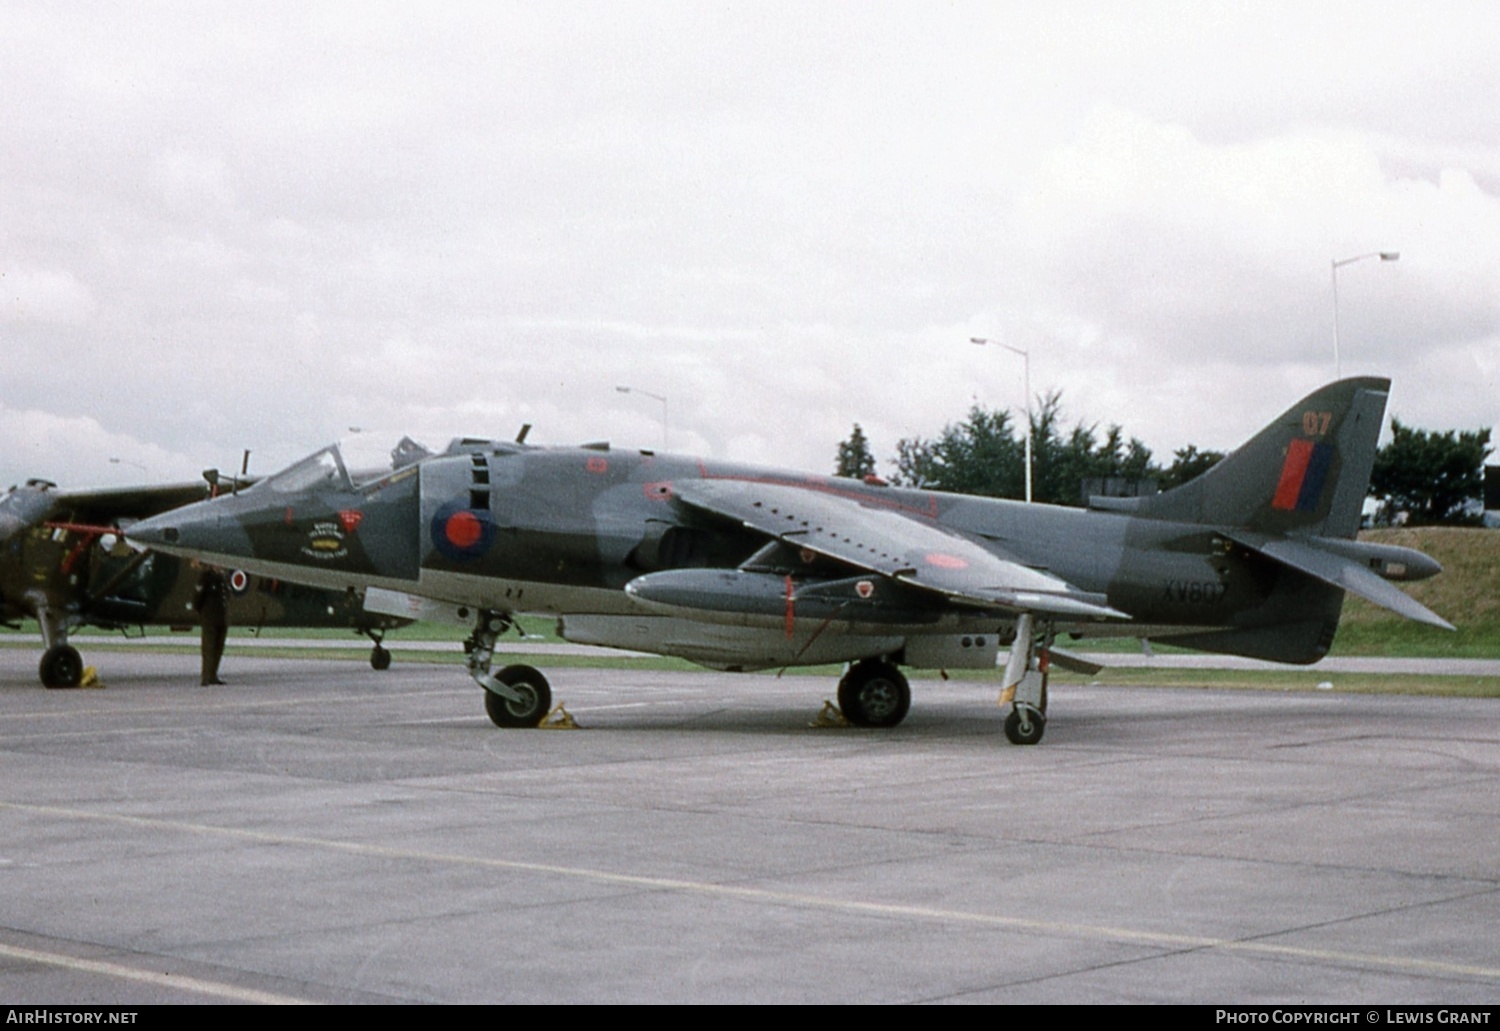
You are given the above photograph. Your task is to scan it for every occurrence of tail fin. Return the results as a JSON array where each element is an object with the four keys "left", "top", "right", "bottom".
[{"left": 1097, "top": 377, "right": 1389, "bottom": 539}]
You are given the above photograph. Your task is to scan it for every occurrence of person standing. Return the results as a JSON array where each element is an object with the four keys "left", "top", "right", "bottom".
[{"left": 195, "top": 567, "right": 229, "bottom": 686}]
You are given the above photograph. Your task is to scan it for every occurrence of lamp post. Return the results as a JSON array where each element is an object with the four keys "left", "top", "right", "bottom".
[
  {"left": 616, "top": 385, "right": 669, "bottom": 450},
  {"left": 1331, "top": 251, "right": 1399, "bottom": 379},
  {"left": 969, "top": 337, "right": 1032, "bottom": 503}
]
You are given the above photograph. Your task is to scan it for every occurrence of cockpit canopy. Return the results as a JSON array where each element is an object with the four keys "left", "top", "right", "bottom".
[
  {"left": 258, "top": 446, "right": 354, "bottom": 494},
  {"left": 254, "top": 434, "right": 529, "bottom": 496}
]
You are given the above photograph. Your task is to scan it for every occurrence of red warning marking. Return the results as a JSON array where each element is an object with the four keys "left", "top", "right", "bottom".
[
  {"left": 924, "top": 552, "right": 968, "bottom": 570},
  {"left": 586, "top": 456, "right": 608, "bottom": 474},
  {"left": 444, "top": 510, "right": 483, "bottom": 549},
  {"left": 338, "top": 509, "right": 363, "bottom": 534},
  {"left": 643, "top": 481, "right": 674, "bottom": 501}
]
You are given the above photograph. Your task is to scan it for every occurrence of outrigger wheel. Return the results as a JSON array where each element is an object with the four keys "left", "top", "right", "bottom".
[
  {"left": 365, "top": 628, "right": 392, "bottom": 671},
  {"left": 1003, "top": 704, "right": 1046, "bottom": 745},
  {"left": 837, "top": 659, "right": 911, "bottom": 728},
  {"left": 39, "top": 644, "right": 84, "bottom": 689}
]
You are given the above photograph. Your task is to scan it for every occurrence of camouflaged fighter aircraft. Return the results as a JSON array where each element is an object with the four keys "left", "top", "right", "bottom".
[
  {"left": 126, "top": 377, "right": 1449, "bottom": 744},
  {"left": 0, "top": 477, "right": 408, "bottom": 686}
]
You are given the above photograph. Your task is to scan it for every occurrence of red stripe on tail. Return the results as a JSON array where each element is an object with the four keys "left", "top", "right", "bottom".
[{"left": 1271, "top": 439, "right": 1314, "bottom": 511}]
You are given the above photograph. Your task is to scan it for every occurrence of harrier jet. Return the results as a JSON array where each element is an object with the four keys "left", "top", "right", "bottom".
[{"left": 127, "top": 377, "right": 1448, "bottom": 743}]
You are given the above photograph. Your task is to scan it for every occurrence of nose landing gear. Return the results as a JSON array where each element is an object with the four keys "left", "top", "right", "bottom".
[{"left": 466, "top": 610, "right": 552, "bottom": 728}]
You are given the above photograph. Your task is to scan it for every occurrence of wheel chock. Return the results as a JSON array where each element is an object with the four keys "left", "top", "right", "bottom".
[
  {"left": 81, "top": 667, "right": 103, "bottom": 689},
  {"left": 537, "top": 703, "right": 578, "bottom": 730},
  {"left": 810, "top": 700, "right": 849, "bottom": 728}
]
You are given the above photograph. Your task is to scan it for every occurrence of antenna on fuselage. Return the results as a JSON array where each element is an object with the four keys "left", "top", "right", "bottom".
[{"left": 515, "top": 424, "right": 532, "bottom": 445}]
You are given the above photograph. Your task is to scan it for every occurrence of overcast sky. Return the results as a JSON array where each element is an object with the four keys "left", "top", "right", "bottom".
[{"left": 4, "top": 1, "right": 1498, "bottom": 490}]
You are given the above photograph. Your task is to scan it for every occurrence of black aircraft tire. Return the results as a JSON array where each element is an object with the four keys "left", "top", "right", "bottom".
[
  {"left": 838, "top": 661, "right": 911, "bottom": 728},
  {"left": 39, "top": 645, "right": 84, "bottom": 689},
  {"left": 370, "top": 645, "right": 392, "bottom": 671},
  {"left": 1004, "top": 706, "right": 1046, "bottom": 745},
  {"left": 484, "top": 664, "right": 552, "bottom": 728}
]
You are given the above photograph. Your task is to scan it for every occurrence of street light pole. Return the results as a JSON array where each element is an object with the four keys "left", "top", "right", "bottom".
[
  {"left": 616, "top": 385, "right": 669, "bottom": 450},
  {"left": 1331, "top": 251, "right": 1399, "bottom": 379},
  {"left": 969, "top": 337, "right": 1032, "bottom": 503}
]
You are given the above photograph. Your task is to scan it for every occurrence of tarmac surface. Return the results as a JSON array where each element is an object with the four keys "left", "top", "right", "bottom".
[{"left": 1, "top": 647, "right": 1498, "bottom": 1004}]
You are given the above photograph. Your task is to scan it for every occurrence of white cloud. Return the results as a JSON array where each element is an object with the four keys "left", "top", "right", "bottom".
[
  {"left": 149, "top": 147, "right": 235, "bottom": 214},
  {"left": 0, "top": 2, "right": 1496, "bottom": 487},
  {"left": 1, "top": 268, "right": 96, "bottom": 326},
  {"left": 0, "top": 405, "right": 200, "bottom": 489}
]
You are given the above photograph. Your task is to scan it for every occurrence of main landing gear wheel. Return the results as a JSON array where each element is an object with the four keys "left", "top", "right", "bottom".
[
  {"left": 1003, "top": 704, "right": 1046, "bottom": 745},
  {"left": 369, "top": 645, "right": 392, "bottom": 671},
  {"left": 484, "top": 664, "right": 553, "bottom": 728},
  {"left": 838, "top": 660, "right": 911, "bottom": 728},
  {"left": 39, "top": 644, "right": 84, "bottom": 689}
]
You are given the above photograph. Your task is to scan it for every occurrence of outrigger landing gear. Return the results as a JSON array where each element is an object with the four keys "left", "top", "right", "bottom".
[
  {"left": 365, "top": 628, "right": 392, "bottom": 671},
  {"left": 1001, "top": 613, "right": 1050, "bottom": 745},
  {"left": 466, "top": 610, "right": 552, "bottom": 728}
]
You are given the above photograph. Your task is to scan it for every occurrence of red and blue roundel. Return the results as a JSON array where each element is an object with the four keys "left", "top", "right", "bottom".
[{"left": 430, "top": 501, "right": 497, "bottom": 561}]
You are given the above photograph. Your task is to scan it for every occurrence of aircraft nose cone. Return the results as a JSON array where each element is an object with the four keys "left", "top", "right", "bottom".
[
  {"left": 128, "top": 504, "right": 231, "bottom": 556},
  {"left": 125, "top": 512, "right": 181, "bottom": 547},
  {"left": 127, "top": 516, "right": 180, "bottom": 549}
]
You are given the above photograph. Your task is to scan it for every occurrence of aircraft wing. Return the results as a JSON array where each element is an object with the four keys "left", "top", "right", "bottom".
[
  {"left": 55, "top": 482, "right": 212, "bottom": 525},
  {"left": 673, "top": 479, "right": 1127, "bottom": 621}
]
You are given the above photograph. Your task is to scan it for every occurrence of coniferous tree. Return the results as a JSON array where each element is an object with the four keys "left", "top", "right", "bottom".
[{"left": 834, "top": 423, "right": 878, "bottom": 479}]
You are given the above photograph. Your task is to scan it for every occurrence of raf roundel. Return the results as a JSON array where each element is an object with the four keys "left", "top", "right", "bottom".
[
  {"left": 430, "top": 501, "right": 497, "bottom": 561},
  {"left": 445, "top": 510, "right": 483, "bottom": 549}
]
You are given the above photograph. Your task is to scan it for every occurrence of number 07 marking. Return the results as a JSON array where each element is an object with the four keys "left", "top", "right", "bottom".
[{"left": 1302, "top": 411, "right": 1332, "bottom": 436}]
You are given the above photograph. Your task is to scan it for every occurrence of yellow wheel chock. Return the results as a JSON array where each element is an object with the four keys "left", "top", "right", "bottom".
[
  {"left": 809, "top": 700, "right": 850, "bottom": 728},
  {"left": 538, "top": 703, "right": 578, "bottom": 730}
]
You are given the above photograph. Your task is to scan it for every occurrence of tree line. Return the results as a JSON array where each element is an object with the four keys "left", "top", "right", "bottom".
[{"left": 834, "top": 397, "right": 1492, "bottom": 526}]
